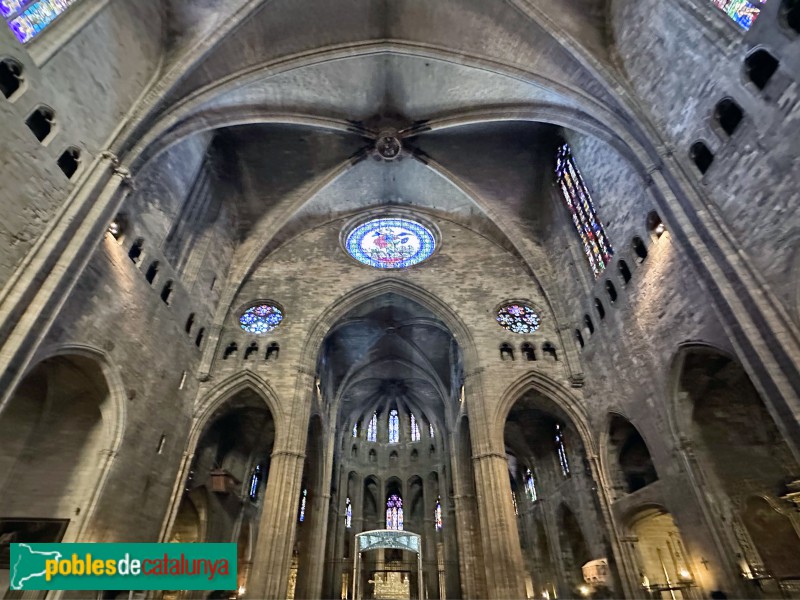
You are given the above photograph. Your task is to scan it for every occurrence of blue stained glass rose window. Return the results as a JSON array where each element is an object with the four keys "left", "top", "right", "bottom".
[
  {"left": 496, "top": 303, "right": 541, "bottom": 334},
  {"left": 240, "top": 304, "right": 283, "bottom": 334},
  {"left": 345, "top": 218, "right": 435, "bottom": 269}
]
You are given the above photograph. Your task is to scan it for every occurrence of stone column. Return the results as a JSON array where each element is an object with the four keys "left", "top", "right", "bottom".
[
  {"left": 248, "top": 447, "right": 306, "bottom": 599},
  {"left": 471, "top": 450, "right": 528, "bottom": 599}
]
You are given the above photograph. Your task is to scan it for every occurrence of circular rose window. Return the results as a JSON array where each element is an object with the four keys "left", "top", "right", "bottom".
[
  {"left": 496, "top": 303, "right": 541, "bottom": 334},
  {"left": 345, "top": 217, "right": 436, "bottom": 269},
  {"left": 239, "top": 304, "right": 283, "bottom": 334}
]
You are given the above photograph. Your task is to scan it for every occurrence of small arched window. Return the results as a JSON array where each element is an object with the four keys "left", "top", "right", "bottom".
[
  {"left": 434, "top": 497, "right": 443, "bottom": 531},
  {"left": 618, "top": 260, "right": 632, "bottom": 284},
  {"left": 223, "top": 343, "right": 238, "bottom": 360},
  {"left": 524, "top": 468, "right": 538, "bottom": 502},
  {"left": 195, "top": 328, "right": 205, "bottom": 348},
  {"left": 388, "top": 410, "right": 400, "bottom": 444},
  {"left": 783, "top": 0, "right": 800, "bottom": 33},
  {"left": 575, "top": 329, "right": 585, "bottom": 349},
  {"left": 410, "top": 414, "right": 421, "bottom": 441},
  {"left": 632, "top": 237, "right": 648, "bottom": 264},
  {"left": 244, "top": 342, "right": 258, "bottom": 360},
  {"left": 584, "top": 315, "right": 595, "bottom": 336},
  {"left": 594, "top": 298, "right": 606, "bottom": 320},
  {"left": 690, "top": 141, "right": 714, "bottom": 175},
  {"left": 345, "top": 498, "right": 352, "bottom": 528},
  {"left": 542, "top": 343, "right": 558, "bottom": 361},
  {"left": 521, "top": 342, "right": 536, "bottom": 361},
  {"left": 58, "top": 147, "right": 81, "bottom": 179},
  {"left": 646, "top": 211, "right": 665, "bottom": 239},
  {"left": 714, "top": 98, "right": 744, "bottom": 137},
  {"left": 145, "top": 261, "right": 159, "bottom": 284},
  {"left": 26, "top": 105, "right": 55, "bottom": 143},
  {"left": 128, "top": 239, "right": 144, "bottom": 264},
  {"left": 367, "top": 413, "right": 378, "bottom": 442},
  {"left": 266, "top": 342, "right": 279, "bottom": 360},
  {"left": 605, "top": 280, "right": 618, "bottom": 303},
  {"left": 185, "top": 313, "right": 195, "bottom": 334},
  {"left": 0, "top": 58, "right": 23, "bottom": 99},
  {"left": 160, "top": 280, "right": 174, "bottom": 305},
  {"left": 500, "top": 343, "right": 515, "bottom": 361},
  {"left": 744, "top": 49, "right": 779, "bottom": 91}
]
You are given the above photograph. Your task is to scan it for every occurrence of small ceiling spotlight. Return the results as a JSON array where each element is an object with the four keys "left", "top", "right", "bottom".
[{"left": 579, "top": 585, "right": 592, "bottom": 597}]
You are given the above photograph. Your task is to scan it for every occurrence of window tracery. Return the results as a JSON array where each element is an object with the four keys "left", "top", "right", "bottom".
[
  {"left": 389, "top": 409, "right": 400, "bottom": 443},
  {"left": 386, "top": 495, "right": 403, "bottom": 530},
  {"left": 2, "top": 0, "right": 78, "bottom": 43},
  {"left": 367, "top": 413, "right": 378, "bottom": 442},
  {"left": 410, "top": 414, "right": 421, "bottom": 441}
]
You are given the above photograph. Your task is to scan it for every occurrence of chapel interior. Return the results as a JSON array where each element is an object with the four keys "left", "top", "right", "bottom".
[{"left": 0, "top": 0, "right": 799, "bottom": 599}]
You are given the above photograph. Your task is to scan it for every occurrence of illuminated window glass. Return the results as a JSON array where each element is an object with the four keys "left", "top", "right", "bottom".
[
  {"left": 345, "top": 497, "right": 352, "bottom": 529},
  {"left": 2, "top": 0, "right": 79, "bottom": 43},
  {"left": 709, "top": 0, "right": 764, "bottom": 29},
  {"left": 248, "top": 464, "right": 262, "bottom": 502},
  {"left": 239, "top": 303, "right": 283, "bottom": 334},
  {"left": 524, "top": 468, "right": 538, "bottom": 502},
  {"left": 434, "top": 497, "right": 443, "bottom": 531},
  {"left": 299, "top": 488, "right": 308, "bottom": 522},
  {"left": 389, "top": 410, "right": 400, "bottom": 443},
  {"left": 345, "top": 217, "right": 436, "bottom": 269},
  {"left": 429, "top": 423, "right": 435, "bottom": 439},
  {"left": 367, "top": 413, "right": 377, "bottom": 442},
  {"left": 410, "top": 414, "right": 421, "bottom": 441},
  {"left": 386, "top": 495, "right": 404, "bottom": 530},
  {"left": 353, "top": 422, "right": 359, "bottom": 438},
  {"left": 511, "top": 491, "right": 519, "bottom": 516},
  {"left": 555, "top": 143, "right": 614, "bottom": 278},
  {"left": 496, "top": 303, "right": 541, "bottom": 334},
  {"left": 555, "top": 424, "right": 570, "bottom": 477}
]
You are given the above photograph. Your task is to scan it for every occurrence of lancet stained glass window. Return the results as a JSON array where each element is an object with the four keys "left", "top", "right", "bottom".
[
  {"left": 429, "top": 423, "right": 435, "bottom": 439},
  {"left": 386, "top": 495, "right": 404, "bottom": 530},
  {"left": 434, "top": 497, "right": 443, "bottom": 531},
  {"left": 249, "top": 464, "right": 262, "bottom": 502},
  {"left": 367, "top": 413, "right": 377, "bottom": 442},
  {"left": 299, "top": 488, "right": 308, "bottom": 522},
  {"left": 353, "top": 422, "right": 359, "bottom": 438},
  {"left": 709, "top": 0, "right": 764, "bottom": 30},
  {"left": 239, "top": 304, "right": 283, "bottom": 334},
  {"left": 345, "top": 497, "right": 352, "bottom": 529},
  {"left": 524, "top": 468, "right": 538, "bottom": 502},
  {"left": 410, "top": 414, "right": 421, "bottom": 441},
  {"left": 389, "top": 410, "right": 400, "bottom": 443},
  {"left": 345, "top": 217, "right": 435, "bottom": 269},
  {"left": 511, "top": 491, "right": 519, "bottom": 516},
  {"left": 556, "top": 143, "right": 614, "bottom": 278},
  {"left": 555, "top": 424, "right": 570, "bottom": 477},
  {"left": 2, "top": 0, "right": 78, "bottom": 43}
]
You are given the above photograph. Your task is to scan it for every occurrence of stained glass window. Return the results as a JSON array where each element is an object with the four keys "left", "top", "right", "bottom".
[
  {"left": 524, "top": 468, "right": 538, "bottom": 502},
  {"left": 388, "top": 410, "right": 400, "bottom": 443},
  {"left": 345, "top": 217, "right": 436, "bottom": 269},
  {"left": 410, "top": 414, "right": 421, "bottom": 441},
  {"left": 367, "top": 413, "right": 377, "bottom": 442},
  {"left": 386, "top": 494, "right": 404, "bottom": 530},
  {"left": 353, "top": 422, "right": 359, "bottom": 438},
  {"left": 429, "top": 423, "right": 435, "bottom": 439},
  {"left": 556, "top": 143, "right": 614, "bottom": 278},
  {"left": 434, "top": 497, "right": 443, "bottom": 531},
  {"left": 2, "top": 0, "right": 78, "bottom": 43},
  {"left": 249, "top": 464, "right": 262, "bottom": 502},
  {"left": 299, "top": 488, "right": 308, "bottom": 522},
  {"left": 709, "top": 0, "right": 764, "bottom": 30},
  {"left": 345, "top": 497, "right": 352, "bottom": 529},
  {"left": 496, "top": 303, "right": 541, "bottom": 334},
  {"left": 239, "top": 304, "right": 283, "bottom": 334},
  {"left": 511, "top": 491, "right": 519, "bottom": 516},
  {"left": 555, "top": 424, "right": 570, "bottom": 477}
]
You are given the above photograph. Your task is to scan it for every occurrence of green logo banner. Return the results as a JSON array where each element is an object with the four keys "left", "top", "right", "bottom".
[{"left": 9, "top": 543, "right": 237, "bottom": 591}]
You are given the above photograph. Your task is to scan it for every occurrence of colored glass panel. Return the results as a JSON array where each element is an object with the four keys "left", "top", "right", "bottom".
[
  {"left": 4, "top": 0, "right": 79, "bottom": 43},
  {"left": 410, "top": 414, "right": 421, "bottom": 441},
  {"left": 239, "top": 304, "right": 283, "bottom": 334},
  {"left": 524, "top": 468, "right": 538, "bottom": 502},
  {"left": 345, "top": 218, "right": 435, "bottom": 269},
  {"left": 386, "top": 494, "right": 404, "bottom": 531},
  {"left": 429, "top": 423, "right": 435, "bottom": 439},
  {"left": 389, "top": 410, "right": 399, "bottom": 443},
  {"left": 511, "top": 491, "right": 519, "bottom": 516},
  {"left": 496, "top": 303, "right": 541, "bottom": 334},
  {"left": 367, "top": 413, "right": 377, "bottom": 442},
  {"left": 556, "top": 424, "right": 570, "bottom": 477},
  {"left": 299, "top": 488, "right": 307, "bottom": 522},
  {"left": 353, "top": 422, "right": 358, "bottom": 438},
  {"left": 345, "top": 498, "right": 352, "bottom": 529},
  {"left": 555, "top": 144, "right": 614, "bottom": 278},
  {"left": 249, "top": 464, "right": 262, "bottom": 501},
  {"left": 434, "top": 498, "right": 442, "bottom": 531},
  {"left": 710, "top": 0, "right": 763, "bottom": 29}
]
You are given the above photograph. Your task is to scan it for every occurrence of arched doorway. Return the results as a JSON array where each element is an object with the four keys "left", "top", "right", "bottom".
[
  {"left": 675, "top": 347, "right": 800, "bottom": 595},
  {"left": 0, "top": 354, "right": 119, "bottom": 544}
]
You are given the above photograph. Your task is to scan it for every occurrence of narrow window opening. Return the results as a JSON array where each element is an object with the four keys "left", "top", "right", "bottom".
[
  {"left": 575, "top": 329, "right": 585, "bottom": 349},
  {"left": 195, "top": 328, "right": 205, "bottom": 348},
  {"left": 690, "top": 141, "right": 714, "bottom": 174},
  {"left": 783, "top": 0, "right": 800, "bottom": 33},
  {"left": 369, "top": 449, "right": 377, "bottom": 463},
  {"left": 185, "top": 313, "right": 195, "bottom": 334},
  {"left": 179, "top": 371, "right": 187, "bottom": 390},
  {"left": 595, "top": 298, "right": 606, "bottom": 320},
  {"left": 542, "top": 343, "right": 558, "bottom": 361},
  {"left": 647, "top": 211, "right": 665, "bottom": 239},
  {"left": 351, "top": 444, "right": 358, "bottom": 458},
  {"left": 605, "top": 280, "right": 618, "bottom": 303},
  {"left": 210, "top": 276, "right": 217, "bottom": 291},
  {"left": 266, "top": 342, "right": 280, "bottom": 360},
  {"left": 500, "top": 343, "right": 515, "bottom": 361},
  {"left": 145, "top": 261, "right": 160, "bottom": 285},
  {"left": 0, "top": 58, "right": 23, "bottom": 99},
  {"left": 715, "top": 99, "right": 744, "bottom": 137},
  {"left": 521, "top": 342, "right": 536, "bottom": 361},
  {"left": 128, "top": 239, "right": 144, "bottom": 264},
  {"left": 57, "top": 147, "right": 81, "bottom": 179},
  {"left": 157, "top": 434, "right": 166, "bottom": 455},
  {"left": 584, "top": 315, "right": 595, "bottom": 336},
  {"left": 244, "top": 342, "right": 258, "bottom": 360},
  {"left": 26, "top": 106, "right": 55, "bottom": 143},
  {"left": 744, "top": 49, "right": 779, "bottom": 91},
  {"left": 160, "top": 280, "right": 174, "bottom": 305},
  {"left": 632, "top": 237, "right": 648, "bottom": 264},
  {"left": 618, "top": 260, "right": 632, "bottom": 284},
  {"left": 223, "top": 343, "right": 238, "bottom": 360}
]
